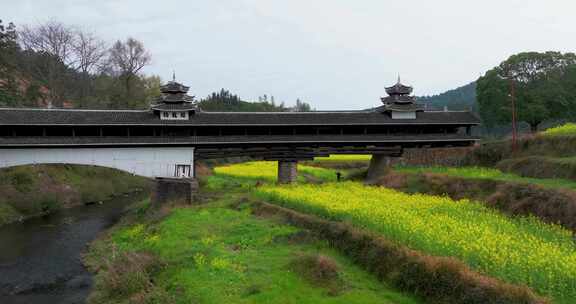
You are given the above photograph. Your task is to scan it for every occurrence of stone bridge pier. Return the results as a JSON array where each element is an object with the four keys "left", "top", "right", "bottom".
[
  {"left": 153, "top": 177, "right": 199, "bottom": 205},
  {"left": 365, "top": 154, "right": 393, "bottom": 185},
  {"left": 277, "top": 160, "right": 298, "bottom": 184}
]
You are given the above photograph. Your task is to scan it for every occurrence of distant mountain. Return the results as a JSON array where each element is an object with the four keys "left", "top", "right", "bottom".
[{"left": 417, "top": 82, "right": 477, "bottom": 111}]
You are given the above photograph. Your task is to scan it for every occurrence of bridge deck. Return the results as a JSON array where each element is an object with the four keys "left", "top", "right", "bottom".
[{"left": 0, "top": 134, "right": 478, "bottom": 147}]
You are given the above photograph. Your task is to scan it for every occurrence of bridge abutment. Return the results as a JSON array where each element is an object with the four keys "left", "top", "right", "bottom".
[
  {"left": 278, "top": 160, "right": 298, "bottom": 184},
  {"left": 365, "top": 154, "right": 392, "bottom": 185},
  {"left": 153, "top": 177, "right": 199, "bottom": 205}
]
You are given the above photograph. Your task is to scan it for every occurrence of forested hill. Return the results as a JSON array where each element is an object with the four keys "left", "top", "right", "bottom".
[
  {"left": 198, "top": 89, "right": 314, "bottom": 112},
  {"left": 417, "top": 82, "right": 477, "bottom": 111},
  {"left": 0, "top": 20, "right": 314, "bottom": 112}
]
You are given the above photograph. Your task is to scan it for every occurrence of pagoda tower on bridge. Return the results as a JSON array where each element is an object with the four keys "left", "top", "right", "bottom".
[
  {"left": 151, "top": 75, "right": 198, "bottom": 120},
  {"left": 378, "top": 77, "right": 424, "bottom": 119}
]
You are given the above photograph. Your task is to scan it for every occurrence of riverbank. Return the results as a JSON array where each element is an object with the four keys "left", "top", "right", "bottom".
[
  {"left": 0, "top": 164, "right": 152, "bottom": 226},
  {"left": 84, "top": 190, "right": 421, "bottom": 304}
]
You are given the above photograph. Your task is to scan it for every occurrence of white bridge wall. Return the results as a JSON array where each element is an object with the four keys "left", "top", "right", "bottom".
[{"left": 0, "top": 147, "right": 195, "bottom": 178}]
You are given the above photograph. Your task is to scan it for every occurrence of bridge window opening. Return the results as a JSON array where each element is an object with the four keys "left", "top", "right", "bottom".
[
  {"left": 75, "top": 127, "right": 99, "bottom": 137},
  {"left": 196, "top": 127, "right": 219, "bottom": 136},
  {"left": 270, "top": 127, "right": 293, "bottom": 135},
  {"left": 180, "top": 112, "right": 186, "bottom": 118},
  {"left": 46, "top": 126, "right": 73, "bottom": 136},
  {"left": 342, "top": 126, "right": 365, "bottom": 135},
  {"left": 102, "top": 127, "right": 127, "bottom": 137},
  {"left": 422, "top": 126, "right": 444, "bottom": 134},
  {"left": 130, "top": 127, "right": 154, "bottom": 137},
  {"left": 293, "top": 127, "right": 315, "bottom": 135},
  {"left": 163, "top": 112, "right": 169, "bottom": 118},
  {"left": 317, "top": 126, "right": 340, "bottom": 135},
  {"left": 174, "top": 164, "right": 191, "bottom": 178},
  {"left": 387, "top": 126, "right": 411, "bottom": 135},
  {"left": 164, "top": 126, "right": 190, "bottom": 137},
  {"left": 366, "top": 126, "right": 387, "bottom": 135},
  {"left": 12, "top": 126, "right": 43, "bottom": 136},
  {"left": 245, "top": 126, "right": 268, "bottom": 136},
  {"left": 221, "top": 127, "right": 245, "bottom": 136},
  {"left": 172, "top": 112, "right": 178, "bottom": 118},
  {"left": 0, "top": 127, "right": 13, "bottom": 136}
]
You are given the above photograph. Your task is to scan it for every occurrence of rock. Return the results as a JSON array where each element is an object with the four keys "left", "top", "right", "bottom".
[{"left": 65, "top": 276, "right": 92, "bottom": 289}]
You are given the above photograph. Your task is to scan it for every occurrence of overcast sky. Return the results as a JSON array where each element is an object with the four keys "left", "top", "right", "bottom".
[{"left": 3, "top": 0, "right": 576, "bottom": 110}]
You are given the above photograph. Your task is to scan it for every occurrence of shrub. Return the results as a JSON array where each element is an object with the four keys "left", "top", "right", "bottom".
[
  {"left": 290, "top": 253, "right": 342, "bottom": 295},
  {"left": 88, "top": 250, "right": 170, "bottom": 304},
  {"left": 10, "top": 170, "right": 36, "bottom": 192}
]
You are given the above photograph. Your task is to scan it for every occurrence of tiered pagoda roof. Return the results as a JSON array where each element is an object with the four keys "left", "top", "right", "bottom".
[
  {"left": 151, "top": 77, "right": 198, "bottom": 112},
  {"left": 378, "top": 77, "right": 424, "bottom": 113}
]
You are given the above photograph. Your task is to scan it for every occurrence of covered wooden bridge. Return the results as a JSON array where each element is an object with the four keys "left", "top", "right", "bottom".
[{"left": 0, "top": 79, "right": 480, "bottom": 184}]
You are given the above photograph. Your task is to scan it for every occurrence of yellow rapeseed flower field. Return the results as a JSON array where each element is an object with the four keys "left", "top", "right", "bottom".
[
  {"left": 542, "top": 123, "right": 576, "bottom": 137},
  {"left": 215, "top": 161, "right": 337, "bottom": 182},
  {"left": 214, "top": 161, "right": 576, "bottom": 302},
  {"left": 255, "top": 182, "right": 576, "bottom": 302}
]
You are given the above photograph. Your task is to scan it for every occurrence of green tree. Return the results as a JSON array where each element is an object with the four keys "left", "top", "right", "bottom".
[
  {"left": 0, "top": 19, "right": 23, "bottom": 105},
  {"left": 200, "top": 89, "right": 286, "bottom": 112},
  {"left": 477, "top": 51, "right": 576, "bottom": 133}
]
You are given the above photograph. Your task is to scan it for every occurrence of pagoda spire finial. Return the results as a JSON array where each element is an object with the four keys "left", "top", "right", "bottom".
[
  {"left": 397, "top": 74, "right": 401, "bottom": 84},
  {"left": 172, "top": 70, "right": 176, "bottom": 82}
]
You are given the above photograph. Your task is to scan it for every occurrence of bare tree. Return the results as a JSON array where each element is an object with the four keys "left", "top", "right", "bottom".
[
  {"left": 73, "top": 30, "right": 107, "bottom": 74},
  {"left": 19, "top": 21, "right": 76, "bottom": 67},
  {"left": 107, "top": 37, "right": 151, "bottom": 101},
  {"left": 18, "top": 21, "right": 77, "bottom": 106}
]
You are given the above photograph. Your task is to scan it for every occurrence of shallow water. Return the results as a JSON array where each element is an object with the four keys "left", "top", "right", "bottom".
[{"left": 0, "top": 193, "right": 147, "bottom": 304}]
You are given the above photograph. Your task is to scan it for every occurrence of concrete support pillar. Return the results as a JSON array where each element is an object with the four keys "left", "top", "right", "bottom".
[
  {"left": 365, "top": 154, "right": 391, "bottom": 185},
  {"left": 153, "top": 177, "right": 199, "bottom": 206},
  {"left": 278, "top": 160, "right": 298, "bottom": 184}
]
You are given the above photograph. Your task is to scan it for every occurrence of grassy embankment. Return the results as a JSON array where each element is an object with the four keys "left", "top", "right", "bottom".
[
  {"left": 395, "top": 166, "right": 576, "bottom": 191},
  {"left": 85, "top": 191, "right": 420, "bottom": 303},
  {"left": 463, "top": 123, "right": 576, "bottom": 180},
  {"left": 0, "top": 164, "right": 151, "bottom": 226}
]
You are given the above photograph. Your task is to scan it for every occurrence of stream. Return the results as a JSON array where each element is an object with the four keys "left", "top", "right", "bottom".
[{"left": 0, "top": 193, "right": 147, "bottom": 304}]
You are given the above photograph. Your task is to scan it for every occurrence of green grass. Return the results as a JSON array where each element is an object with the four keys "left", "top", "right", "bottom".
[
  {"left": 395, "top": 165, "right": 576, "bottom": 190},
  {"left": 94, "top": 195, "right": 420, "bottom": 304},
  {"left": 0, "top": 203, "right": 21, "bottom": 225},
  {"left": 542, "top": 123, "right": 576, "bottom": 137}
]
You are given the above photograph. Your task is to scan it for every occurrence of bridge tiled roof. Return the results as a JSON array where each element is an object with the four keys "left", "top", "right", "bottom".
[{"left": 0, "top": 108, "right": 480, "bottom": 126}]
